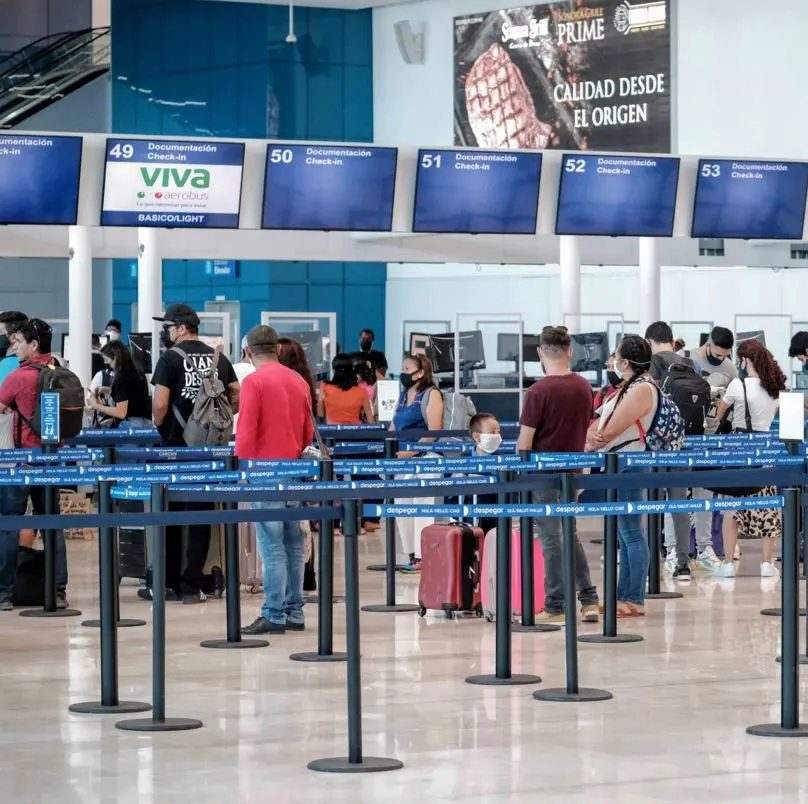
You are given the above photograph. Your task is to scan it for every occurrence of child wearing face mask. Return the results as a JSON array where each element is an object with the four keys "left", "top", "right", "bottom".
[{"left": 468, "top": 413, "right": 502, "bottom": 536}]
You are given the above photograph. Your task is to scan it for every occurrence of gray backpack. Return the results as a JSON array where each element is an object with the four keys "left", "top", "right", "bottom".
[
  {"left": 170, "top": 346, "right": 234, "bottom": 446},
  {"left": 420, "top": 387, "right": 477, "bottom": 432}
]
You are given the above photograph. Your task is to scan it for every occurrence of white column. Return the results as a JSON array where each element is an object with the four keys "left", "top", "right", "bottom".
[
  {"left": 560, "top": 235, "right": 581, "bottom": 332},
  {"left": 67, "top": 226, "right": 93, "bottom": 387},
  {"left": 638, "top": 237, "right": 661, "bottom": 334},
  {"left": 137, "top": 228, "right": 162, "bottom": 332}
]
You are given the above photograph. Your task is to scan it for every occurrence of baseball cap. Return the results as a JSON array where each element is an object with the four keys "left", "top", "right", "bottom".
[
  {"left": 789, "top": 331, "right": 808, "bottom": 358},
  {"left": 245, "top": 324, "right": 279, "bottom": 351},
  {"left": 153, "top": 304, "right": 200, "bottom": 328}
]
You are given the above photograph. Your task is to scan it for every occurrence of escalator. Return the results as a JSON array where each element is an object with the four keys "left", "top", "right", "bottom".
[{"left": 0, "top": 27, "right": 110, "bottom": 129}]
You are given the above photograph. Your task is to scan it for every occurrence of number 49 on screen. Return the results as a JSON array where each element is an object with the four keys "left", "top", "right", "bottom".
[{"left": 109, "top": 143, "right": 134, "bottom": 159}]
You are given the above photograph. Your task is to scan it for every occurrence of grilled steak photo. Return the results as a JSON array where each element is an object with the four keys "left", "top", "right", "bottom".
[{"left": 465, "top": 42, "right": 552, "bottom": 149}]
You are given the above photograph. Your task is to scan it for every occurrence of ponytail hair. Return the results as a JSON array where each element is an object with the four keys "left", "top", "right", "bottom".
[
  {"left": 738, "top": 339, "right": 786, "bottom": 399},
  {"left": 614, "top": 334, "right": 652, "bottom": 406}
]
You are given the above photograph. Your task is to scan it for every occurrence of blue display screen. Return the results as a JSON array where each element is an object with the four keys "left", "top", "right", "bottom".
[
  {"left": 413, "top": 149, "right": 541, "bottom": 234},
  {"left": 691, "top": 159, "right": 808, "bottom": 239},
  {"left": 0, "top": 134, "right": 82, "bottom": 224},
  {"left": 556, "top": 154, "right": 680, "bottom": 237},
  {"left": 262, "top": 144, "right": 398, "bottom": 231}
]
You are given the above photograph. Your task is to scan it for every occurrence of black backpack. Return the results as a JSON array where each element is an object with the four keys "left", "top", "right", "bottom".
[
  {"left": 16, "top": 362, "right": 85, "bottom": 444},
  {"left": 652, "top": 354, "right": 711, "bottom": 436}
]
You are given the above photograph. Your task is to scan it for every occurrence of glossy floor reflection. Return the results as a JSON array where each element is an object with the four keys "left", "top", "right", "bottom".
[{"left": 3, "top": 527, "right": 808, "bottom": 804}]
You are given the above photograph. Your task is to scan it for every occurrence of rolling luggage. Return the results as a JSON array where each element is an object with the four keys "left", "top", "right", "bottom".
[
  {"left": 238, "top": 503, "right": 263, "bottom": 593},
  {"left": 417, "top": 523, "right": 484, "bottom": 618},
  {"left": 481, "top": 526, "right": 545, "bottom": 622},
  {"left": 117, "top": 499, "right": 147, "bottom": 581}
]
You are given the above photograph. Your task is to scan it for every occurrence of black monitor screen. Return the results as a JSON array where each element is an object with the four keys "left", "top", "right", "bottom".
[
  {"left": 129, "top": 333, "right": 153, "bottom": 375},
  {"left": 279, "top": 330, "right": 326, "bottom": 379},
  {"left": 570, "top": 332, "right": 609, "bottom": 373},
  {"left": 428, "top": 331, "right": 486, "bottom": 373},
  {"left": 736, "top": 330, "right": 766, "bottom": 349},
  {"left": 496, "top": 333, "right": 542, "bottom": 363}
]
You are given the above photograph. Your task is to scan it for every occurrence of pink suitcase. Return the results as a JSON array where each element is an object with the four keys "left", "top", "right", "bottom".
[{"left": 481, "top": 527, "right": 545, "bottom": 621}]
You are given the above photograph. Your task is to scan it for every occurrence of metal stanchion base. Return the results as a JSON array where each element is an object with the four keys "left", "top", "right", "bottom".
[
  {"left": 69, "top": 700, "right": 152, "bottom": 715},
  {"left": 465, "top": 673, "right": 542, "bottom": 686},
  {"left": 199, "top": 638, "right": 269, "bottom": 649},
  {"left": 746, "top": 723, "right": 808, "bottom": 738},
  {"left": 511, "top": 622, "right": 562, "bottom": 634},
  {"left": 533, "top": 687, "right": 613, "bottom": 702},
  {"left": 81, "top": 618, "right": 147, "bottom": 628},
  {"left": 578, "top": 633, "right": 644, "bottom": 644},
  {"left": 645, "top": 592, "right": 683, "bottom": 600},
  {"left": 775, "top": 654, "right": 808, "bottom": 664},
  {"left": 308, "top": 756, "right": 404, "bottom": 774},
  {"left": 761, "top": 608, "right": 807, "bottom": 617},
  {"left": 590, "top": 538, "right": 604, "bottom": 545},
  {"left": 20, "top": 608, "right": 82, "bottom": 618},
  {"left": 116, "top": 717, "right": 203, "bottom": 732},
  {"left": 289, "top": 651, "right": 348, "bottom": 663},
  {"left": 361, "top": 604, "right": 420, "bottom": 613},
  {"left": 304, "top": 595, "right": 346, "bottom": 605},
  {"left": 366, "top": 564, "right": 404, "bottom": 572}
]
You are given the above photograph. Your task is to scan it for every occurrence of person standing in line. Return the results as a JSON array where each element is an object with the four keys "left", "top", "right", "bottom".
[
  {"left": 318, "top": 353, "right": 375, "bottom": 425},
  {"left": 516, "top": 326, "right": 599, "bottom": 625},
  {"left": 87, "top": 340, "right": 152, "bottom": 429},
  {"left": 0, "top": 319, "right": 70, "bottom": 610},
  {"left": 104, "top": 320, "right": 122, "bottom": 342},
  {"left": 150, "top": 304, "right": 240, "bottom": 603},
  {"left": 278, "top": 337, "right": 318, "bottom": 414},
  {"left": 353, "top": 328, "right": 386, "bottom": 370},
  {"left": 645, "top": 321, "right": 721, "bottom": 578},
  {"left": 236, "top": 326, "right": 313, "bottom": 636}
]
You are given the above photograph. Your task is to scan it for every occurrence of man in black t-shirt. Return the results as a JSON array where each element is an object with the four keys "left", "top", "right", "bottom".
[
  {"left": 350, "top": 328, "right": 386, "bottom": 377},
  {"left": 149, "top": 304, "right": 240, "bottom": 603}
]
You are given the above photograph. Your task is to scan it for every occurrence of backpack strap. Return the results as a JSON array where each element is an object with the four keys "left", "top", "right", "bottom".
[{"left": 740, "top": 378, "right": 754, "bottom": 433}]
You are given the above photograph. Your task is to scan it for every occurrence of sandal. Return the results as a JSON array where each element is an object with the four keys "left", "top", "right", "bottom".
[{"left": 616, "top": 601, "right": 645, "bottom": 618}]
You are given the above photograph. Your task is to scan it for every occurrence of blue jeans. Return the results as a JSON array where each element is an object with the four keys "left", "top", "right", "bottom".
[
  {"left": 617, "top": 483, "right": 648, "bottom": 606},
  {"left": 252, "top": 501, "right": 305, "bottom": 625}
]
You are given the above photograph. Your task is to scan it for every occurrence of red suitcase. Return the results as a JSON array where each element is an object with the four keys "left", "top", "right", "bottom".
[{"left": 417, "top": 523, "right": 484, "bottom": 619}]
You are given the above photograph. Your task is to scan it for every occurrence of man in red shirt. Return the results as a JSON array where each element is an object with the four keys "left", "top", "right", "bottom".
[
  {"left": 0, "top": 319, "right": 70, "bottom": 609},
  {"left": 516, "top": 325, "right": 598, "bottom": 625},
  {"left": 236, "top": 325, "right": 313, "bottom": 635}
]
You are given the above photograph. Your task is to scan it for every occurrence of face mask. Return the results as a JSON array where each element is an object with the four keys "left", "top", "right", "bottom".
[
  {"left": 400, "top": 371, "right": 416, "bottom": 390},
  {"left": 607, "top": 370, "right": 622, "bottom": 388},
  {"left": 159, "top": 328, "right": 174, "bottom": 349},
  {"left": 477, "top": 433, "right": 502, "bottom": 454},
  {"left": 0, "top": 334, "right": 9, "bottom": 360},
  {"left": 706, "top": 347, "right": 725, "bottom": 367},
  {"left": 737, "top": 361, "right": 748, "bottom": 380},
  {"left": 106, "top": 331, "right": 119, "bottom": 342},
  {"left": 360, "top": 339, "right": 372, "bottom": 352}
]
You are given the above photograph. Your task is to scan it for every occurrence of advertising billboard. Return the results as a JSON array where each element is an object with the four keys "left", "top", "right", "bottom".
[{"left": 454, "top": 1, "right": 671, "bottom": 153}]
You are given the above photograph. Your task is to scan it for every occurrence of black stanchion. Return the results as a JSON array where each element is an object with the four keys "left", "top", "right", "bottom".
[
  {"left": 20, "top": 443, "right": 81, "bottom": 619},
  {"left": 292, "top": 458, "right": 348, "bottom": 663},
  {"left": 748, "top": 487, "right": 808, "bottom": 738},
  {"left": 202, "top": 455, "right": 268, "bottom": 650},
  {"left": 579, "top": 453, "right": 642, "bottom": 645},
  {"left": 83, "top": 445, "right": 146, "bottom": 629},
  {"left": 645, "top": 469, "right": 682, "bottom": 601},
  {"left": 362, "top": 437, "right": 418, "bottom": 614},
  {"left": 512, "top": 452, "right": 560, "bottom": 635},
  {"left": 308, "top": 499, "right": 403, "bottom": 773},
  {"left": 116, "top": 484, "right": 203, "bottom": 732},
  {"left": 466, "top": 472, "right": 542, "bottom": 686},
  {"left": 367, "top": 438, "right": 405, "bottom": 573},
  {"left": 69, "top": 476, "right": 152, "bottom": 715},
  {"left": 534, "top": 473, "right": 612, "bottom": 703}
]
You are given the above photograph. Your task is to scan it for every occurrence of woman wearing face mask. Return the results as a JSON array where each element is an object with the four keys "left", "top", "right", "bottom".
[
  {"left": 88, "top": 341, "right": 152, "bottom": 429},
  {"left": 713, "top": 340, "right": 786, "bottom": 578},
  {"left": 593, "top": 353, "right": 624, "bottom": 414},
  {"left": 391, "top": 353, "right": 445, "bottom": 573},
  {"left": 586, "top": 335, "right": 659, "bottom": 617}
]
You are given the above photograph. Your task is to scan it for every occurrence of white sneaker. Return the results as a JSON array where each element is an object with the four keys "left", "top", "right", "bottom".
[
  {"left": 734, "top": 544, "right": 742, "bottom": 560},
  {"left": 760, "top": 562, "right": 779, "bottom": 578},
  {"left": 664, "top": 549, "right": 676, "bottom": 574},
  {"left": 714, "top": 562, "right": 737, "bottom": 578},
  {"left": 693, "top": 547, "right": 722, "bottom": 571}
]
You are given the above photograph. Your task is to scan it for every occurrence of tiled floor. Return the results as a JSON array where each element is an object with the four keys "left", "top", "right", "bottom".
[{"left": 3, "top": 528, "right": 808, "bottom": 803}]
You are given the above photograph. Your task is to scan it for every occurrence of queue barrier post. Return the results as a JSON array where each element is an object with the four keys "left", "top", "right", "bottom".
[
  {"left": 747, "top": 487, "right": 808, "bottom": 738},
  {"left": 82, "top": 446, "right": 146, "bottom": 629},
  {"left": 362, "top": 437, "right": 418, "bottom": 614},
  {"left": 645, "top": 467, "right": 683, "bottom": 601},
  {"left": 20, "top": 442, "right": 82, "bottom": 619},
  {"left": 534, "top": 473, "right": 613, "bottom": 703},
  {"left": 201, "top": 455, "right": 268, "bottom": 650},
  {"left": 308, "top": 499, "right": 403, "bottom": 773},
  {"left": 512, "top": 451, "right": 560, "bottom": 635},
  {"left": 466, "top": 471, "right": 542, "bottom": 687},
  {"left": 291, "top": 457, "right": 348, "bottom": 663},
  {"left": 69, "top": 475, "right": 152, "bottom": 715},
  {"left": 116, "top": 483, "right": 203, "bottom": 732},
  {"left": 579, "top": 452, "right": 642, "bottom": 645}
]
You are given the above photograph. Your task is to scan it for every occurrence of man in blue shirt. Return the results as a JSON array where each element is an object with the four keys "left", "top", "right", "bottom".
[{"left": 0, "top": 311, "right": 26, "bottom": 387}]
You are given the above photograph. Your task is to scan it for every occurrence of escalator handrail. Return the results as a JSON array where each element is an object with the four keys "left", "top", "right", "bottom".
[{"left": 0, "top": 29, "right": 86, "bottom": 74}]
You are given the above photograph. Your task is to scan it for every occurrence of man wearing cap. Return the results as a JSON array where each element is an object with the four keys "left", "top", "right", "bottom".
[
  {"left": 150, "top": 303, "right": 240, "bottom": 603},
  {"left": 236, "top": 325, "right": 313, "bottom": 635}
]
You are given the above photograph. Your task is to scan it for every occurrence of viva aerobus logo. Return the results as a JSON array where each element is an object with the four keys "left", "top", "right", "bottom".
[{"left": 136, "top": 167, "right": 211, "bottom": 201}]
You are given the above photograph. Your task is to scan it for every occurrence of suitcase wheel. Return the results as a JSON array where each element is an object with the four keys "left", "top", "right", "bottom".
[
  {"left": 474, "top": 603, "right": 484, "bottom": 618},
  {"left": 442, "top": 604, "right": 455, "bottom": 620},
  {"left": 484, "top": 613, "right": 494, "bottom": 623},
  {"left": 417, "top": 602, "right": 427, "bottom": 618}
]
